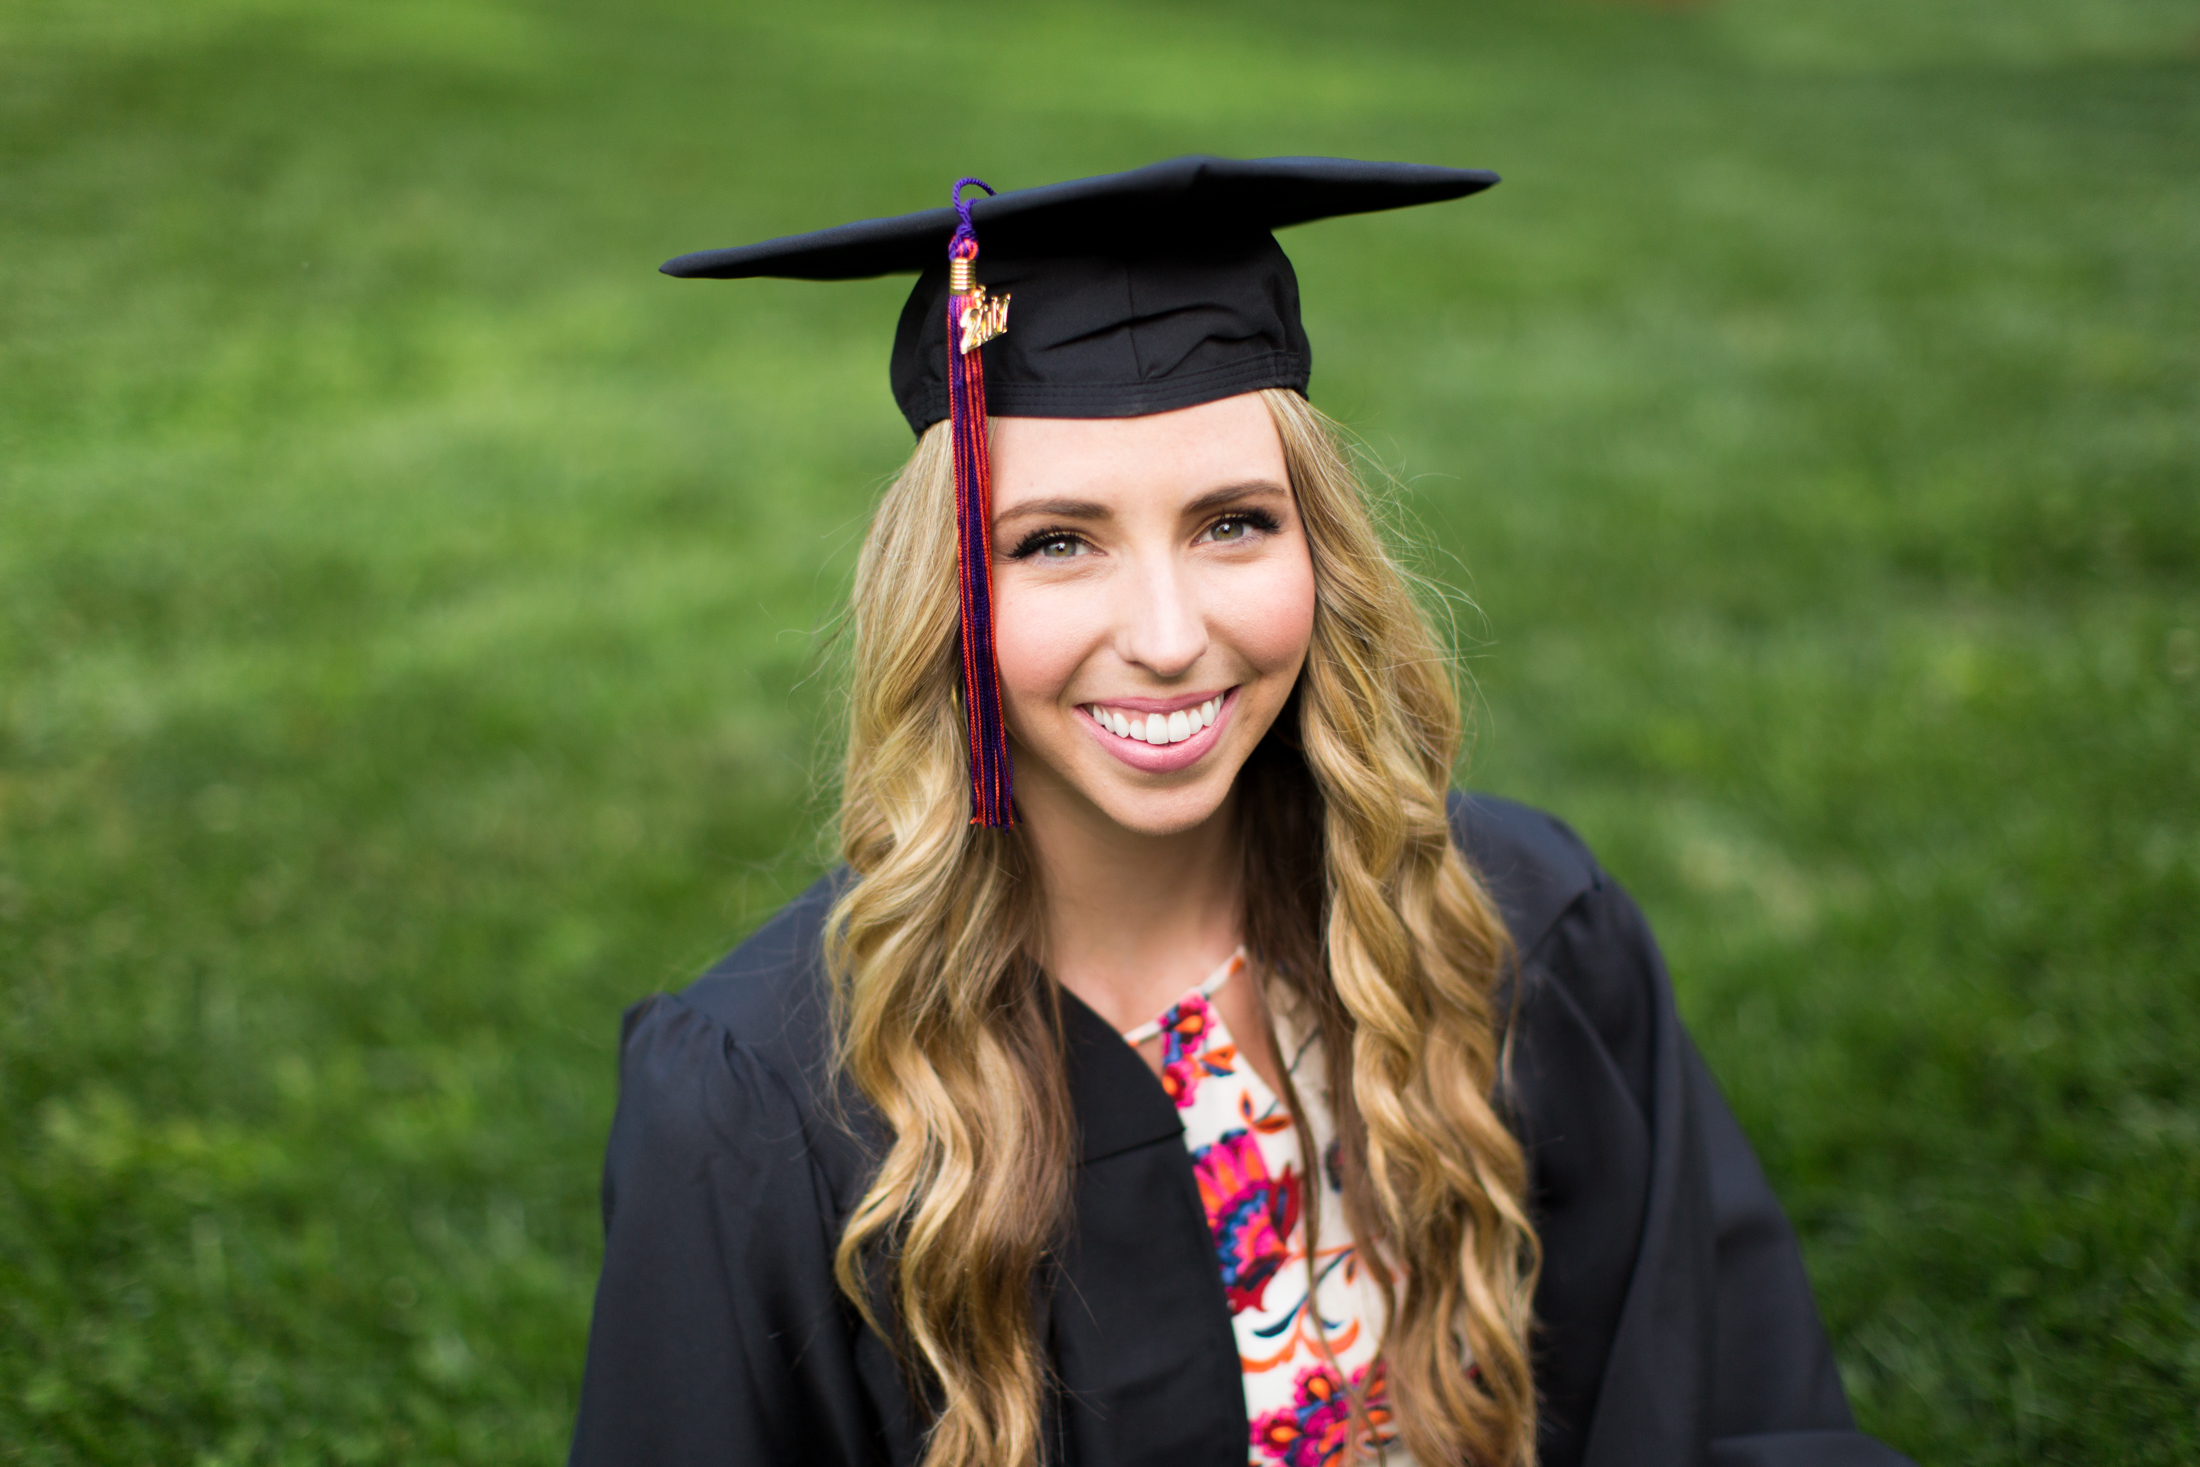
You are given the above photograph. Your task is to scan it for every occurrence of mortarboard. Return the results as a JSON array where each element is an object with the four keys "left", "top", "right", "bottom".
[{"left": 662, "top": 155, "right": 1499, "bottom": 827}]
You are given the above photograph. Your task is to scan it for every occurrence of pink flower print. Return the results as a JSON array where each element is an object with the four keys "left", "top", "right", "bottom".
[
  {"left": 1155, "top": 991, "right": 1236, "bottom": 1107},
  {"left": 1192, "top": 1129, "right": 1299, "bottom": 1313},
  {"left": 1251, "top": 1360, "right": 1395, "bottom": 1467}
]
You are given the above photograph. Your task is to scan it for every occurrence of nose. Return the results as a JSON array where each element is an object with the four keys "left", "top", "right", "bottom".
[{"left": 1117, "top": 551, "right": 1208, "bottom": 679}]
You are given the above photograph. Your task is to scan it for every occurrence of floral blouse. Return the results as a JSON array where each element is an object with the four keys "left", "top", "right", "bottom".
[{"left": 1122, "top": 949, "right": 1415, "bottom": 1467}]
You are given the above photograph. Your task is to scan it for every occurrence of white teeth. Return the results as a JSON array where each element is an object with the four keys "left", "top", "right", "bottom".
[{"left": 1087, "top": 698, "right": 1228, "bottom": 743}]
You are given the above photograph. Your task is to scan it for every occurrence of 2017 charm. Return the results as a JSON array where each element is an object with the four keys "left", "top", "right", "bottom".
[{"left": 957, "top": 282, "right": 1009, "bottom": 353}]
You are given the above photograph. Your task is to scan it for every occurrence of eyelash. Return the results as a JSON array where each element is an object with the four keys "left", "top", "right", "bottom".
[
  {"left": 1007, "top": 528, "right": 1085, "bottom": 560},
  {"left": 1006, "top": 509, "right": 1282, "bottom": 561},
  {"left": 1204, "top": 508, "right": 1281, "bottom": 542}
]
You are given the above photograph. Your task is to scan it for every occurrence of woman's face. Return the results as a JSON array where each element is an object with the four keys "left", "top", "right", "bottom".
[{"left": 988, "top": 392, "right": 1316, "bottom": 839}]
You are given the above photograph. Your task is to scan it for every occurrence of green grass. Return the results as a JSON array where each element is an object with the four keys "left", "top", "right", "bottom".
[{"left": 2, "top": 0, "right": 2195, "bottom": 1461}]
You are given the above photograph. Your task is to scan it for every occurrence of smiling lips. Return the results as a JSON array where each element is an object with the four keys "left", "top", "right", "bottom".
[{"left": 1084, "top": 694, "right": 1225, "bottom": 745}]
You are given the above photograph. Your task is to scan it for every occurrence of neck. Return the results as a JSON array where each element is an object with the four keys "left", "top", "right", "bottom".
[{"left": 1014, "top": 771, "right": 1245, "bottom": 1036}]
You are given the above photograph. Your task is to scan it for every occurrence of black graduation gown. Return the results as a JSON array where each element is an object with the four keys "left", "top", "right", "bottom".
[{"left": 568, "top": 794, "right": 1915, "bottom": 1467}]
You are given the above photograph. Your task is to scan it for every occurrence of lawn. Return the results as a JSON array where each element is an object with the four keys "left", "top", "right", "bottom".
[{"left": 1, "top": 0, "right": 2195, "bottom": 1462}]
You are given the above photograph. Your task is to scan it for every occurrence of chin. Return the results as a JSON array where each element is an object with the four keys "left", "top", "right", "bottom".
[{"left": 1082, "top": 770, "right": 1237, "bottom": 838}]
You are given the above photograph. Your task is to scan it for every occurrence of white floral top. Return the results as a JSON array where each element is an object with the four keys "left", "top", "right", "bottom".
[{"left": 1122, "top": 949, "right": 1415, "bottom": 1467}]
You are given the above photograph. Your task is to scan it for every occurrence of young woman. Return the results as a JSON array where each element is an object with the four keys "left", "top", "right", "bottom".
[{"left": 569, "top": 158, "right": 1910, "bottom": 1467}]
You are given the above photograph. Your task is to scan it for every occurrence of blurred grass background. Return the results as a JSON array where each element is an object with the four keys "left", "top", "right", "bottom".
[{"left": 3, "top": 0, "right": 2196, "bottom": 1461}]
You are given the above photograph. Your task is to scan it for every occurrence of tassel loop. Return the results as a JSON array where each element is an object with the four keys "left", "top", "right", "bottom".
[{"left": 946, "top": 177, "right": 1015, "bottom": 828}]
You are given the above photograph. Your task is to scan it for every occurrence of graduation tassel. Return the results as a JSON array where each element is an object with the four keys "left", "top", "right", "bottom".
[{"left": 946, "top": 177, "right": 1015, "bottom": 827}]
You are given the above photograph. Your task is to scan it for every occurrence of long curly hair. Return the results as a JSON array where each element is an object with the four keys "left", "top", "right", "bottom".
[{"left": 824, "top": 388, "right": 1540, "bottom": 1467}]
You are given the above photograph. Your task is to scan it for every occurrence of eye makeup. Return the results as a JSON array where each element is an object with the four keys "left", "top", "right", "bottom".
[{"left": 1007, "top": 527, "right": 1088, "bottom": 560}]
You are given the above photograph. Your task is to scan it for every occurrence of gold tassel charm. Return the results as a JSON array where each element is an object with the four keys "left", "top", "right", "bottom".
[{"left": 957, "top": 282, "right": 1009, "bottom": 354}]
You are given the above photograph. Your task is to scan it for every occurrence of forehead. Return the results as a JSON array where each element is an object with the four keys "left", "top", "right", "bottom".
[{"left": 989, "top": 393, "right": 1288, "bottom": 510}]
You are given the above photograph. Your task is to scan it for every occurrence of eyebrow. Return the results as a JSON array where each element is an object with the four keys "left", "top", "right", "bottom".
[{"left": 993, "top": 479, "right": 1291, "bottom": 525}]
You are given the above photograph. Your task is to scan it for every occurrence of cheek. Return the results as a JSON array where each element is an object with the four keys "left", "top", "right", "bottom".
[
  {"left": 991, "top": 577, "right": 1095, "bottom": 713},
  {"left": 1216, "top": 548, "right": 1316, "bottom": 677}
]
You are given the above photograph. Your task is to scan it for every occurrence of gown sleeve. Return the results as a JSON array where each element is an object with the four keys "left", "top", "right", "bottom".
[
  {"left": 1687, "top": 1031, "right": 1909, "bottom": 1466},
  {"left": 567, "top": 993, "right": 902, "bottom": 1467},
  {"left": 1575, "top": 879, "right": 1914, "bottom": 1467},
  {"left": 1478, "top": 789, "right": 1913, "bottom": 1467}
]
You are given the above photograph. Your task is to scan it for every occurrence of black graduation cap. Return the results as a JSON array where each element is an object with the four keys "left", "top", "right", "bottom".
[
  {"left": 663, "top": 155, "right": 1497, "bottom": 434},
  {"left": 661, "top": 155, "right": 1499, "bottom": 826}
]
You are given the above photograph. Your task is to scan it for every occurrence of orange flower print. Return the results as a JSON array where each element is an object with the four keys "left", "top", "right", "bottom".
[{"left": 1250, "top": 1360, "right": 1395, "bottom": 1467}]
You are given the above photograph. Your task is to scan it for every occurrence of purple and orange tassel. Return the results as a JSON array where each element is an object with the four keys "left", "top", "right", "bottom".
[{"left": 946, "top": 177, "right": 1014, "bottom": 827}]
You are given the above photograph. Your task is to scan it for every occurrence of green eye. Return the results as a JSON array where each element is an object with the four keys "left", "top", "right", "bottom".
[
  {"left": 1200, "top": 507, "right": 1281, "bottom": 545},
  {"left": 1040, "top": 536, "right": 1079, "bottom": 558}
]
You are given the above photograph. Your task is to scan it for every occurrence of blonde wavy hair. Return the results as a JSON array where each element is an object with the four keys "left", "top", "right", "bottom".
[{"left": 824, "top": 388, "right": 1540, "bottom": 1467}]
